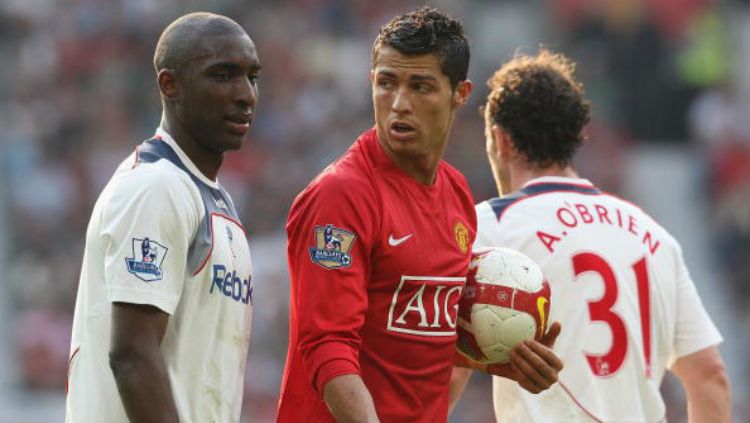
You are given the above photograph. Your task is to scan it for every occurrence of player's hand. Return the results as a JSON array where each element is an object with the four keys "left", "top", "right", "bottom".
[{"left": 486, "top": 322, "right": 563, "bottom": 394}]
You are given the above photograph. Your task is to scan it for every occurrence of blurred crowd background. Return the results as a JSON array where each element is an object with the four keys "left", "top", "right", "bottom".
[{"left": 1, "top": 0, "right": 749, "bottom": 422}]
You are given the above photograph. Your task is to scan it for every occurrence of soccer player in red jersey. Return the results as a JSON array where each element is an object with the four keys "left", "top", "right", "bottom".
[{"left": 277, "top": 8, "right": 563, "bottom": 423}]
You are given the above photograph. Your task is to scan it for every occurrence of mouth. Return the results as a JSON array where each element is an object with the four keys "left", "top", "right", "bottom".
[
  {"left": 225, "top": 112, "right": 253, "bottom": 136},
  {"left": 389, "top": 120, "right": 417, "bottom": 140}
]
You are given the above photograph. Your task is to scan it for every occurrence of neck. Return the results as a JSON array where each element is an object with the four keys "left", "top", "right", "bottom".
[
  {"left": 387, "top": 151, "right": 441, "bottom": 185},
  {"left": 375, "top": 128, "right": 445, "bottom": 186},
  {"left": 506, "top": 162, "right": 578, "bottom": 193},
  {"left": 161, "top": 112, "right": 223, "bottom": 181}
]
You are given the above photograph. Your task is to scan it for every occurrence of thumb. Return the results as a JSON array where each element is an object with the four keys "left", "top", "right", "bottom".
[{"left": 541, "top": 321, "right": 562, "bottom": 348}]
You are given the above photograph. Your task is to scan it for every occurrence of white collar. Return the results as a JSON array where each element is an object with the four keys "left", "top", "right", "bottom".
[
  {"left": 155, "top": 127, "right": 220, "bottom": 189},
  {"left": 522, "top": 176, "right": 595, "bottom": 188}
]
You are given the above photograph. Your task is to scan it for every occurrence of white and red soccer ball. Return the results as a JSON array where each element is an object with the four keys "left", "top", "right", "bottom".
[{"left": 457, "top": 247, "right": 551, "bottom": 364}]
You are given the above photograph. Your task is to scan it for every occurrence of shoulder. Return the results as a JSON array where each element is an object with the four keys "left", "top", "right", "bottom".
[
  {"left": 440, "top": 161, "right": 470, "bottom": 189},
  {"left": 286, "top": 151, "right": 383, "bottom": 253},
  {"left": 104, "top": 157, "right": 203, "bottom": 218},
  {"left": 293, "top": 147, "right": 377, "bottom": 210},
  {"left": 125, "top": 159, "right": 197, "bottom": 195},
  {"left": 475, "top": 200, "right": 497, "bottom": 223},
  {"left": 439, "top": 161, "right": 475, "bottom": 205},
  {"left": 601, "top": 192, "right": 682, "bottom": 249},
  {"left": 479, "top": 190, "right": 529, "bottom": 224}
]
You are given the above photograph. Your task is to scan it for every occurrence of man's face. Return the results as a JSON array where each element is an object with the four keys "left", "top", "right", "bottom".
[
  {"left": 175, "top": 32, "right": 260, "bottom": 153},
  {"left": 371, "top": 47, "right": 468, "bottom": 164}
]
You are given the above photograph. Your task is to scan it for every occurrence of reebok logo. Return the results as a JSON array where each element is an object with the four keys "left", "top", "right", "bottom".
[{"left": 388, "top": 233, "right": 413, "bottom": 246}]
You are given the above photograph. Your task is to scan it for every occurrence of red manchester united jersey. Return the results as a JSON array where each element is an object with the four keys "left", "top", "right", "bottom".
[{"left": 277, "top": 128, "right": 476, "bottom": 423}]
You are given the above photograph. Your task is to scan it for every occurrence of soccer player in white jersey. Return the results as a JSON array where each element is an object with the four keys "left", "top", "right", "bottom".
[
  {"left": 451, "top": 49, "right": 731, "bottom": 422},
  {"left": 65, "top": 12, "right": 260, "bottom": 423}
]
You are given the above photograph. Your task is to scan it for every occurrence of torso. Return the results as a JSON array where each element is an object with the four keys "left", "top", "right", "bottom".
[
  {"left": 475, "top": 177, "right": 721, "bottom": 423},
  {"left": 278, "top": 129, "right": 476, "bottom": 423},
  {"left": 67, "top": 132, "right": 253, "bottom": 423}
]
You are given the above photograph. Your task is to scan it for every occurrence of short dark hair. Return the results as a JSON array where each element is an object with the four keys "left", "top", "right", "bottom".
[
  {"left": 486, "top": 49, "right": 591, "bottom": 168},
  {"left": 153, "top": 12, "right": 246, "bottom": 75},
  {"left": 371, "top": 6, "right": 470, "bottom": 89}
]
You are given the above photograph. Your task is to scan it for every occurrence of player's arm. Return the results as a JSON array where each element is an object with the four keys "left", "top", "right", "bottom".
[
  {"left": 448, "top": 366, "right": 473, "bottom": 414},
  {"left": 98, "top": 166, "right": 197, "bottom": 423},
  {"left": 109, "top": 302, "right": 178, "bottom": 423},
  {"left": 668, "top": 242, "right": 730, "bottom": 422},
  {"left": 671, "top": 345, "right": 731, "bottom": 423},
  {"left": 323, "top": 375, "right": 380, "bottom": 423},
  {"left": 288, "top": 175, "right": 379, "bottom": 421}
]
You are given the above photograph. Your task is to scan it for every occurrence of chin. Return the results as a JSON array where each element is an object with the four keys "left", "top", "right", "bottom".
[
  {"left": 387, "top": 142, "right": 423, "bottom": 158},
  {"left": 224, "top": 134, "right": 247, "bottom": 151}
]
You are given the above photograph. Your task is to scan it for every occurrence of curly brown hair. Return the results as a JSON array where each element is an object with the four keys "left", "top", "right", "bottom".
[{"left": 486, "top": 49, "right": 591, "bottom": 168}]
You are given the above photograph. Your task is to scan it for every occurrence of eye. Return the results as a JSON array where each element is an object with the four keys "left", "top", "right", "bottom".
[
  {"left": 377, "top": 79, "right": 395, "bottom": 89},
  {"left": 414, "top": 83, "right": 432, "bottom": 93},
  {"left": 213, "top": 72, "right": 232, "bottom": 81},
  {"left": 248, "top": 74, "right": 260, "bottom": 85}
]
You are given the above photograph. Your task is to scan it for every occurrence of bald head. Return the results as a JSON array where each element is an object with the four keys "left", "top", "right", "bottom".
[{"left": 154, "top": 12, "right": 249, "bottom": 75}]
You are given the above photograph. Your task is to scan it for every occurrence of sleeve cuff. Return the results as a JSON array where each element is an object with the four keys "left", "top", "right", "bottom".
[
  {"left": 107, "top": 286, "right": 179, "bottom": 315},
  {"left": 315, "top": 358, "right": 360, "bottom": 394},
  {"left": 304, "top": 342, "right": 360, "bottom": 393},
  {"left": 668, "top": 334, "right": 724, "bottom": 369}
]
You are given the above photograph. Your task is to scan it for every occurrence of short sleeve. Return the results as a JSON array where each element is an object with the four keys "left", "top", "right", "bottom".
[
  {"left": 286, "top": 172, "right": 378, "bottom": 393},
  {"left": 667, "top": 244, "right": 723, "bottom": 367},
  {"left": 100, "top": 165, "right": 200, "bottom": 314}
]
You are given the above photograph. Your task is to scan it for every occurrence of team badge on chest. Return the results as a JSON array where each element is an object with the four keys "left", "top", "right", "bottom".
[
  {"left": 309, "top": 224, "right": 357, "bottom": 269},
  {"left": 454, "top": 221, "right": 469, "bottom": 254},
  {"left": 125, "top": 237, "right": 168, "bottom": 282}
]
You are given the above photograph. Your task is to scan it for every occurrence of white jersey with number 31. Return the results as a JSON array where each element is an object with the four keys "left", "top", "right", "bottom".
[{"left": 475, "top": 176, "right": 722, "bottom": 423}]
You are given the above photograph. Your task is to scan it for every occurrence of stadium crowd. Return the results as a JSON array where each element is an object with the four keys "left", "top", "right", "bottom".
[{"left": 1, "top": 0, "right": 748, "bottom": 421}]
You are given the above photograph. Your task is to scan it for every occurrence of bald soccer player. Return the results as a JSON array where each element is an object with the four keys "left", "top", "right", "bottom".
[{"left": 65, "top": 12, "right": 261, "bottom": 423}]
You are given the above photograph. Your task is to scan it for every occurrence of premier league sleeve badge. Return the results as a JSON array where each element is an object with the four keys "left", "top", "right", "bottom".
[
  {"left": 125, "top": 237, "right": 169, "bottom": 282},
  {"left": 308, "top": 224, "right": 357, "bottom": 269}
]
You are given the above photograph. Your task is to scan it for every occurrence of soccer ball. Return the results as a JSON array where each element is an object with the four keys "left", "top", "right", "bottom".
[{"left": 456, "top": 247, "right": 551, "bottom": 365}]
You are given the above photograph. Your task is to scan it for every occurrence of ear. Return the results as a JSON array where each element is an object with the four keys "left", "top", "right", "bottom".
[
  {"left": 157, "top": 69, "right": 179, "bottom": 99},
  {"left": 452, "top": 79, "right": 473, "bottom": 107},
  {"left": 369, "top": 69, "right": 375, "bottom": 83},
  {"left": 493, "top": 125, "right": 514, "bottom": 160}
]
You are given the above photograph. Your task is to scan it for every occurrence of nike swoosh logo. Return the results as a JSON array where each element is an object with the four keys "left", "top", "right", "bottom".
[
  {"left": 537, "top": 297, "right": 549, "bottom": 338},
  {"left": 388, "top": 233, "right": 414, "bottom": 246}
]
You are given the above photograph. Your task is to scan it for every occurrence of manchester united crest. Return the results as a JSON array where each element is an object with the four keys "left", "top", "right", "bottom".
[{"left": 454, "top": 221, "right": 469, "bottom": 254}]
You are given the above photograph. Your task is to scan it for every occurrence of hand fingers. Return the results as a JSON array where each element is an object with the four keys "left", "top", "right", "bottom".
[
  {"left": 525, "top": 340, "right": 564, "bottom": 373},
  {"left": 509, "top": 360, "right": 543, "bottom": 394},
  {"left": 509, "top": 342, "right": 559, "bottom": 392},
  {"left": 541, "top": 322, "right": 562, "bottom": 348},
  {"left": 485, "top": 362, "right": 513, "bottom": 379}
]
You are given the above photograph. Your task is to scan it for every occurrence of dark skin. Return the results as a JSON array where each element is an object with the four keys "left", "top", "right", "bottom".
[
  {"left": 108, "top": 27, "right": 260, "bottom": 423},
  {"left": 110, "top": 303, "right": 177, "bottom": 423},
  {"left": 159, "top": 31, "right": 260, "bottom": 180},
  {"left": 449, "top": 322, "right": 563, "bottom": 413}
]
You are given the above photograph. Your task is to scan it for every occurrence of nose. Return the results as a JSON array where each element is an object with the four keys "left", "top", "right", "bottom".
[
  {"left": 235, "top": 76, "right": 257, "bottom": 110},
  {"left": 391, "top": 86, "right": 412, "bottom": 114}
]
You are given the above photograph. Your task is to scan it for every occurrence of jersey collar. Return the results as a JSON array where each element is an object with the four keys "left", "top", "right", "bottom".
[
  {"left": 520, "top": 176, "right": 600, "bottom": 196},
  {"left": 522, "top": 176, "right": 595, "bottom": 189},
  {"left": 155, "top": 127, "right": 220, "bottom": 189}
]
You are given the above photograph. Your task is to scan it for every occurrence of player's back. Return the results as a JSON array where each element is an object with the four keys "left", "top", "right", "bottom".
[{"left": 475, "top": 177, "right": 721, "bottom": 423}]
